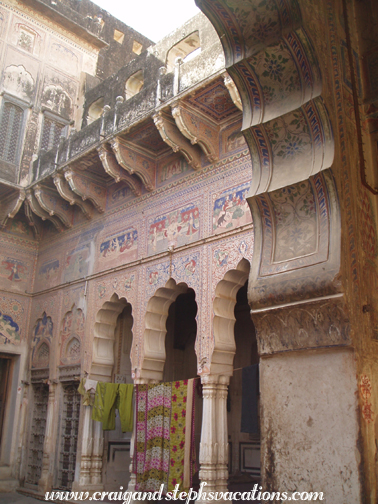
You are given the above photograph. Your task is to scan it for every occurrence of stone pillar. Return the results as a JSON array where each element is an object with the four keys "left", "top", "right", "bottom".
[
  {"left": 38, "top": 382, "right": 57, "bottom": 492},
  {"left": 77, "top": 405, "right": 93, "bottom": 488},
  {"left": 197, "top": 374, "right": 219, "bottom": 503},
  {"left": 215, "top": 376, "right": 229, "bottom": 499},
  {"left": 90, "top": 420, "right": 104, "bottom": 487}
]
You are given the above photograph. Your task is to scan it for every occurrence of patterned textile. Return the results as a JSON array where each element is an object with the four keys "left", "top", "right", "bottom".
[{"left": 134, "top": 379, "right": 196, "bottom": 493}]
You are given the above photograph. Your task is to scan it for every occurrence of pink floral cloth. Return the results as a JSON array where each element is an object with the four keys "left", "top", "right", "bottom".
[{"left": 133, "top": 379, "right": 196, "bottom": 493}]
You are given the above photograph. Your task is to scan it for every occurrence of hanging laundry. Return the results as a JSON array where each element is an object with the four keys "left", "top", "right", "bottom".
[
  {"left": 92, "top": 382, "right": 134, "bottom": 431},
  {"left": 133, "top": 379, "right": 196, "bottom": 494},
  {"left": 77, "top": 377, "right": 98, "bottom": 406},
  {"left": 116, "top": 383, "right": 134, "bottom": 432},
  {"left": 92, "top": 382, "right": 119, "bottom": 430},
  {"left": 241, "top": 364, "right": 259, "bottom": 434}
]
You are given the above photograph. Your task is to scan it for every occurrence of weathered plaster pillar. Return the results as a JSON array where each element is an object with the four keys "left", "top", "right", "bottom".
[
  {"left": 90, "top": 420, "right": 103, "bottom": 487},
  {"left": 245, "top": 172, "right": 362, "bottom": 501},
  {"left": 38, "top": 382, "right": 57, "bottom": 492},
  {"left": 197, "top": 374, "right": 219, "bottom": 503},
  {"left": 215, "top": 375, "right": 230, "bottom": 500}
]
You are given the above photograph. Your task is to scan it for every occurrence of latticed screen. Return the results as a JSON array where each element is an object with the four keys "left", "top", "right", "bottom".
[
  {"left": 57, "top": 384, "right": 80, "bottom": 489},
  {"left": 41, "top": 117, "right": 65, "bottom": 151},
  {"left": 26, "top": 384, "right": 49, "bottom": 485},
  {"left": 0, "top": 102, "right": 23, "bottom": 164}
]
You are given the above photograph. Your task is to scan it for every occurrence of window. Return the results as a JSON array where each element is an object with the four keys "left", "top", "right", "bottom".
[
  {"left": 166, "top": 32, "right": 201, "bottom": 72},
  {"left": 41, "top": 116, "right": 66, "bottom": 151},
  {"left": 87, "top": 97, "right": 104, "bottom": 124},
  {"left": 0, "top": 101, "right": 24, "bottom": 165},
  {"left": 132, "top": 40, "right": 143, "bottom": 55},
  {"left": 40, "top": 111, "right": 68, "bottom": 152},
  {"left": 113, "top": 29, "right": 125, "bottom": 44},
  {"left": 125, "top": 70, "right": 144, "bottom": 100}
]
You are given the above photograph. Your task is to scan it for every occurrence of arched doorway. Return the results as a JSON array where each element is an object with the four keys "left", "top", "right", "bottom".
[
  {"left": 228, "top": 281, "right": 260, "bottom": 494},
  {"left": 103, "top": 302, "right": 134, "bottom": 492},
  {"left": 134, "top": 280, "right": 202, "bottom": 493},
  {"left": 82, "top": 294, "right": 134, "bottom": 491},
  {"left": 163, "top": 288, "right": 202, "bottom": 486}
]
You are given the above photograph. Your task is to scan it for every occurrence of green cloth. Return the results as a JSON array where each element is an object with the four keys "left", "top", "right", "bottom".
[
  {"left": 117, "top": 384, "right": 134, "bottom": 432},
  {"left": 92, "top": 383, "right": 119, "bottom": 430},
  {"left": 77, "top": 378, "right": 94, "bottom": 406},
  {"left": 92, "top": 382, "right": 134, "bottom": 431}
]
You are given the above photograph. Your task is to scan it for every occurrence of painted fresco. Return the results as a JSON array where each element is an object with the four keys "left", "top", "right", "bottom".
[
  {"left": 60, "top": 307, "right": 83, "bottom": 365},
  {"left": 99, "top": 228, "right": 138, "bottom": 266},
  {"left": 1, "top": 258, "right": 28, "bottom": 283},
  {"left": 107, "top": 184, "right": 133, "bottom": 209},
  {"left": 212, "top": 182, "right": 251, "bottom": 234},
  {"left": 221, "top": 121, "right": 246, "bottom": 156},
  {"left": 37, "top": 259, "right": 60, "bottom": 290},
  {"left": 5, "top": 218, "right": 34, "bottom": 238},
  {"left": 0, "top": 312, "right": 20, "bottom": 344},
  {"left": 2, "top": 64, "right": 35, "bottom": 101},
  {"left": 148, "top": 203, "right": 200, "bottom": 254},
  {"left": 157, "top": 156, "right": 192, "bottom": 186},
  {"left": 63, "top": 244, "right": 90, "bottom": 282},
  {"left": 0, "top": 296, "right": 25, "bottom": 344}
]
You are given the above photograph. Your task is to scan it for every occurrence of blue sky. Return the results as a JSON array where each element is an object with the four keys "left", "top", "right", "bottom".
[{"left": 92, "top": 0, "right": 202, "bottom": 42}]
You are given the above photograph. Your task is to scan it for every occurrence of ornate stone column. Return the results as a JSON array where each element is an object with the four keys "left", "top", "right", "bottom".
[
  {"left": 79, "top": 405, "right": 93, "bottom": 486},
  {"left": 90, "top": 420, "right": 104, "bottom": 487},
  {"left": 197, "top": 374, "right": 219, "bottom": 503},
  {"left": 215, "top": 375, "right": 230, "bottom": 499},
  {"left": 38, "top": 381, "right": 57, "bottom": 492}
]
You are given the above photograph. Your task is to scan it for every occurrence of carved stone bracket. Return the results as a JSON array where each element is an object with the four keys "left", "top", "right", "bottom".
[
  {"left": 153, "top": 111, "right": 202, "bottom": 170},
  {"left": 34, "top": 184, "right": 74, "bottom": 228},
  {"left": 64, "top": 167, "right": 106, "bottom": 213},
  {"left": 223, "top": 73, "right": 242, "bottom": 111},
  {"left": 53, "top": 172, "right": 94, "bottom": 220},
  {"left": 97, "top": 144, "right": 142, "bottom": 196},
  {"left": 24, "top": 199, "right": 42, "bottom": 238},
  {"left": 171, "top": 101, "right": 219, "bottom": 162},
  {"left": 110, "top": 137, "right": 155, "bottom": 192},
  {"left": 26, "top": 189, "right": 64, "bottom": 232},
  {"left": 0, "top": 189, "right": 25, "bottom": 228}
]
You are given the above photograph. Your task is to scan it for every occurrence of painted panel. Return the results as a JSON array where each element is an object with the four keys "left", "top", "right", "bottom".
[
  {"left": 36, "top": 258, "right": 60, "bottom": 291},
  {"left": 212, "top": 181, "right": 251, "bottom": 234},
  {"left": 63, "top": 244, "right": 90, "bottom": 282},
  {"left": 98, "top": 227, "right": 138, "bottom": 267},
  {"left": 157, "top": 155, "right": 192, "bottom": 187},
  {"left": 147, "top": 202, "right": 200, "bottom": 254},
  {"left": 0, "top": 295, "right": 26, "bottom": 344},
  {"left": 0, "top": 256, "right": 30, "bottom": 290}
]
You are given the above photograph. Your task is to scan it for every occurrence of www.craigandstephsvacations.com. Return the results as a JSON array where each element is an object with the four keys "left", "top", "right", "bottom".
[{"left": 44, "top": 483, "right": 325, "bottom": 502}]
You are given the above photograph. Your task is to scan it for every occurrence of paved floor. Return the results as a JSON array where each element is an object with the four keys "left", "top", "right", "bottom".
[{"left": 0, "top": 494, "right": 44, "bottom": 504}]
